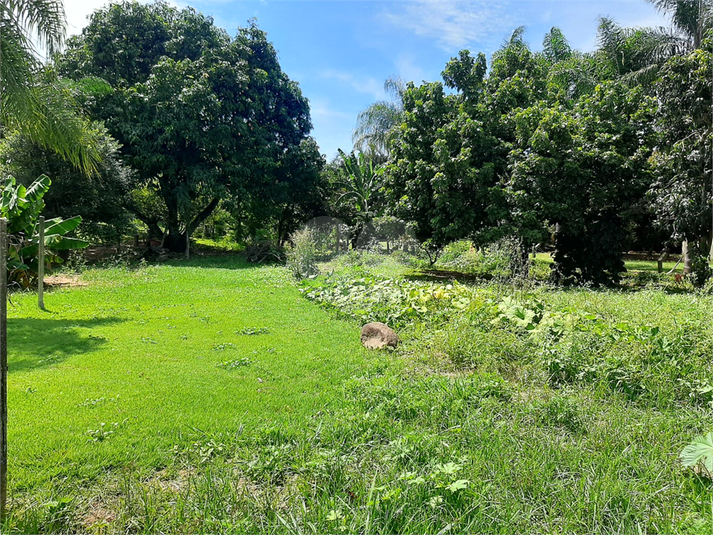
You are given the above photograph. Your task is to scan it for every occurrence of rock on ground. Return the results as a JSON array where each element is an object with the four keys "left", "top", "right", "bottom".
[{"left": 361, "top": 322, "right": 400, "bottom": 349}]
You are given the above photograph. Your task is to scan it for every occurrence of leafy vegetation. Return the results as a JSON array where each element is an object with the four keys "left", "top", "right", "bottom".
[
  {"left": 4, "top": 255, "right": 713, "bottom": 533},
  {"left": 0, "top": 124, "right": 134, "bottom": 243},
  {"left": 3, "top": 0, "right": 713, "bottom": 532},
  {"left": 55, "top": 1, "right": 324, "bottom": 252},
  {"left": 1, "top": 175, "right": 88, "bottom": 287},
  {"left": 370, "top": 4, "right": 713, "bottom": 285}
]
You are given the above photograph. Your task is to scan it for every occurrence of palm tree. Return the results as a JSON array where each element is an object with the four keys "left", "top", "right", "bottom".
[
  {"left": 352, "top": 77, "right": 405, "bottom": 162},
  {"left": 1, "top": 0, "right": 99, "bottom": 172},
  {"left": 596, "top": 17, "right": 688, "bottom": 82},
  {"left": 596, "top": 0, "right": 711, "bottom": 83},
  {"left": 647, "top": 0, "right": 712, "bottom": 49}
]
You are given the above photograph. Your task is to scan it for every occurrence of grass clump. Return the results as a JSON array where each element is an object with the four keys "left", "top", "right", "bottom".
[{"left": 286, "top": 228, "right": 319, "bottom": 279}]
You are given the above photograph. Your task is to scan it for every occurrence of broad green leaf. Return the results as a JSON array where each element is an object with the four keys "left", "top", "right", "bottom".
[
  {"left": 25, "top": 175, "right": 51, "bottom": 203},
  {"left": 680, "top": 432, "right": 713, "bottom": 474},
  {"left": 46, "top": 237, "right": 89, "bottom": 250},
  {"left": 43, "top": 215, "right": 83, "bottom": 236},
  {"left": 446, "top": 479, "right": 470, "bottom": 492}
]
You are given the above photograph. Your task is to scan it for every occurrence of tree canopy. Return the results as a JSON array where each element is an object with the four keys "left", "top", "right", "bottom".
[
  {"left": 57, "top": 2, "right": 323, "bottom": 252},
  {"left": 375, "top": 12, "right": 712, "bottom": 285}
]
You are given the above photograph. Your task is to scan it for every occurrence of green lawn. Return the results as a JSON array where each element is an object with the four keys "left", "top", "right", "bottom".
[
  {"left": 5, "top": 255, "right": 713, "bottom": 534},
  {"left": 533, "top": 252, "right": 686, "bottom": 274},
  {"left": 6, "top": 257, "right": 390, "bottom": 531}
]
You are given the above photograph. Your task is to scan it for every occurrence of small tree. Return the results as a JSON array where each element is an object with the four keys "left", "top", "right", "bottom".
[
  {"left": 0, "top": 175, "right": 88, "bottom": 288},
  {"left": 335, "top": 149, "right": 383, "bottom": 247}
]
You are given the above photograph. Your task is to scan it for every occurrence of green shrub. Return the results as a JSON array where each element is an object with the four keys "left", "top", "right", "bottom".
[
  {"left": 439, "top": 237, "right": 529, "bottom": 280},
  {"left": 437, "top": 240, "right": 473, "bottom": 264},
  {"left": 689, "top": 243, "right": 712, "bottom": 287},
  {"left": 286, "top": 228, "right": 319, "bottom": 279}
]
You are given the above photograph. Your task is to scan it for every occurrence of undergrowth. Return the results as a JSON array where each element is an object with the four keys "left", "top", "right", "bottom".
[{"left": 5, "top": 254, "right": 713, "bottom": 534}]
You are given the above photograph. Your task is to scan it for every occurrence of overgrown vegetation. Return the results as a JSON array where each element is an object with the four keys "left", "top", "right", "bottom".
[
  {"left": 3, "top": 0, "right": 713, "bottom": 532},
  {"left": 4, "top": 253, "right": 713, "bottom": 534}
]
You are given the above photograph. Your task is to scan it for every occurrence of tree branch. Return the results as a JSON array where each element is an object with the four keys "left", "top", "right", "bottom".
[{"left": 187, "top": 198, "right": 220, "bottom": 236}]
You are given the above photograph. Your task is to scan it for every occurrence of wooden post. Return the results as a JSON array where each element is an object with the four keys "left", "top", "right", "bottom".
[
  {"left": 683, "top": 239, "right": 692, "bottom": 274},
  {"left": 38, "top": 216, "right": 45, "bottom": 310},
  {"left": 185, "top": 231, "right": 190, "bottom": 260},
  {"left": 657, "top": 249, "right": 668, "bottom": 274},
  {"left": 0, "top": 218, "right": 8, "bottom": 522}
]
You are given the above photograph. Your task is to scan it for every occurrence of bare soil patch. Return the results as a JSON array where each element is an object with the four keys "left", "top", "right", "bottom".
[{"left": 44, "top": 275, "right": 88, "bottom": 288}]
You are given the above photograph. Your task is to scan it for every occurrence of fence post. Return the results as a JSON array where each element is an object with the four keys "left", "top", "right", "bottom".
[
  {"left": 185, "top": 231, "right": 190, "bottom": 260},
  {"left": 38, "top": 216, "right": 45, "bottom": 310},
  {"left": 0, "top": 218, "right": 8, "bottom": 523}
]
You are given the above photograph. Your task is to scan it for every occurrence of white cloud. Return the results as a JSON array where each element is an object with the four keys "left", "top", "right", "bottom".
[
  {"left": 382, "top": 0, "right": 513, "bottom": 51},
  {"left": 394, "top": 54, "right": 427, "bottom": 85},
  {"left": 64, "top": 0, "right": 182, "bottom": 37},
  {"left": 309, "top": 98, "right": 354, "bottom": 122},
  {"left": 319, "top": 70, "right": 385, "bottom": 100}
]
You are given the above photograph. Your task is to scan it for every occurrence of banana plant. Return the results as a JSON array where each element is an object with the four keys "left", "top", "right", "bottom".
[
  {"left": 336, "top": 149, "right": 383, "bottom": 225},
  {"left": 0, "top": 174, "right": 89, "bottom": 288}
]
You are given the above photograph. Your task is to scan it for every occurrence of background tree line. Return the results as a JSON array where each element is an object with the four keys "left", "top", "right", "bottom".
[
  {"left": 345, "top": 0, "right": 712, "bottom": 285},
  {"left": 2, "top": 0, "right": 710, "bottom": 287}
]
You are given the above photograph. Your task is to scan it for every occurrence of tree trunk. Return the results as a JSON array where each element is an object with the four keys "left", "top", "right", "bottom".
[
  {"left": 163, "top": 198, "right": 220, "bottom": 253},
  {"left": 164, "top": 228, "right": 186, "bottom": 253},
  {"left": 683, "top": 239, "right": 692, "bottom": 274}
]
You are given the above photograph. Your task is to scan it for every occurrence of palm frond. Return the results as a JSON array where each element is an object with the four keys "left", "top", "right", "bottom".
[
  {"left": 1, "top": 0, "right": 66, "bottom": 55},
  {"left": 505, "top": 26, "right": 527, "bottom": 48},
  {"left": 0, "top": 0, "right": 101, "bottom": 173},
  {"left": 383, "top": 76, "right": 406, "bottom": 100},
  {"left": 597, "top": 17, "right": 688, "bottom": 78},
  {"left": 542, "top": 27, "right": 572, "bottom": 63},
  {"left": 645, "top": 0, "right": 713, "bottom": 48},
  {"left": 2, "top": 76, "right": 101, "bottom": 173},
  {"left": 352, "top": 100, "right": 403, "bottom": 157}
]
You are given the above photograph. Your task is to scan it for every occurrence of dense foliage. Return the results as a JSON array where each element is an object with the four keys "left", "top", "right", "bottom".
[
  {"left": 56, "top": 1, "right": 324, "bottom": 252},
  {"left": 0, "top": 124, "right": 134, "bottom": 243},
  {"left": 378, "top": 12, "right": 712, "bottom": 285}
]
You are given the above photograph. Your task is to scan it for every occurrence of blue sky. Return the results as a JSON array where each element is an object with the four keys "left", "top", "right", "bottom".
[{"left": 67, "top": 0, "right": 670, "bottom": 160}]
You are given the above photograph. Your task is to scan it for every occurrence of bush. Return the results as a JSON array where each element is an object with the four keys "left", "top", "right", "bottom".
[
  {"left": 287, "top": 228, "right": 319, "bottom": 279},
  {"left": 438, "top": 241, "right": 473, "bottom": 264},
  {"left": 440, "top": 236, "right": 529, "bottom": 280},
  {"left": 245, "top": 241, "right": 284, "bottom": 264},
  {"left": 689, "top": 242, "right": 712, "bottom": 287}
]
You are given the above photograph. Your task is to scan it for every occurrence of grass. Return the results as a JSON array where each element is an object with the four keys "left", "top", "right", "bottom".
[
  {"left": 5, "top": 253, "right": 713, "bottom": 533},
  {"left": 5, "top": 257, "right": 394, "bottom": 532}
]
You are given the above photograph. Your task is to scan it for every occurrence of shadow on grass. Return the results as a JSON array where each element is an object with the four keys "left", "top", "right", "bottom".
[
  {"left": 8, "top": 316, "right": 124, "bottom": 373},
  {"left": 164, "top": 254, "right": 282, "bottom": 271},
  {"left": 405, "top": 269, "right": 494, "bottom": 283}
]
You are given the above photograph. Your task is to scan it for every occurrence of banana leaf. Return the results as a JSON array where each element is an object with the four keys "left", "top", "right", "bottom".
[{"left": 42, "top": 215, "right": 82, "bottom": 236}]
